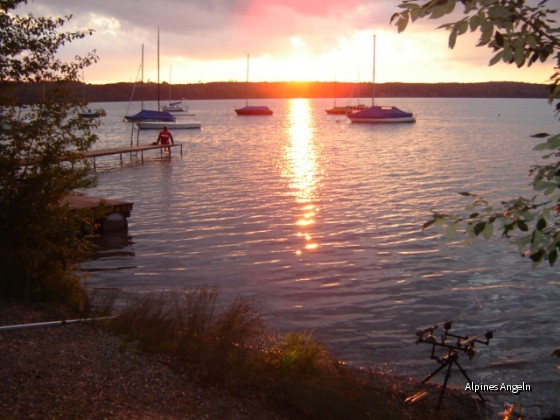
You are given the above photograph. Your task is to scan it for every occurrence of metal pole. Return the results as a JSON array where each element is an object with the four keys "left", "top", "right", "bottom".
[
  {"left": 0, "top": 316, "right": 115, "bottom": 332},
  {"left": 245, "top": 54, "right": 249, "bottom": 108},
  {"left": 157, "top": 27, "right": 160, "bottom": 114},
  {"left": 372, "top": 34, "right": 376, "bottom": 107},
  {"left": 141, "top": 44, "right": 144, "bottom": 110}
]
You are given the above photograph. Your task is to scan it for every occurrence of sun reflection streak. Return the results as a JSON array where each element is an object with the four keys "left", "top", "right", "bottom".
[{"left": 284, "top": 98, "right": 319, "bottom": 255}]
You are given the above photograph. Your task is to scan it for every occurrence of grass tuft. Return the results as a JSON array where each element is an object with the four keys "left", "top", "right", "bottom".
[{"left": 108, "top": 289, "right": 481, "bottom": 419}]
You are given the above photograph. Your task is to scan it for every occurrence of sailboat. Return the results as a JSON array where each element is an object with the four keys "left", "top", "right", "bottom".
[
  {"left": 325, "top": 76, "right": 367, "bottom": 115},
  {"left": 162, "top": 101, "right": 186, "bottom": 112},
  {"left": 235, "top": 54, "right": 273, "bottom": 116},
  {"left": 348, "top": 35, "right": 415, "bottom": 124},
  {"left": 136, "top": 28, "right": 201, "bottom": 130},
  {"left": 124, "top": 43, "right": 176, "bottom": 123},
  {"left": 78, "top": 71, "right": 104, "bottom": 118},
  {"left": 162, "top": 66, "right": 188, "bottom": 113}
]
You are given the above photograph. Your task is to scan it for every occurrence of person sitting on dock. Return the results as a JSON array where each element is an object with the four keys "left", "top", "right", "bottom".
[{"left": 154, "top": 126, "right": 174, "bottom": 146}]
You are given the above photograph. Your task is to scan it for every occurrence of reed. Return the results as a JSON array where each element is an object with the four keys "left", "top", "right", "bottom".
[{"left": 108, "top": 289, "right": 416, "bottom": 418}]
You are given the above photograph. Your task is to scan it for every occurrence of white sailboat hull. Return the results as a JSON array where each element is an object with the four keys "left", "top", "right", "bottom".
[{"left": 137, "top": 121, "right": 201, "bottom": 130}]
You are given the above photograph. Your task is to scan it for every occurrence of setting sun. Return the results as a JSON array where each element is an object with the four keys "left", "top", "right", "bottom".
[{"left": 290, "top": 36, "right": 306, "bottom": 49}]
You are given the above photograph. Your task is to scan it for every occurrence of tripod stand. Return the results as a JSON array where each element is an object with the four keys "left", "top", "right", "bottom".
[{"left": 416, "top": 321, "right": 492, "bottom": 410}]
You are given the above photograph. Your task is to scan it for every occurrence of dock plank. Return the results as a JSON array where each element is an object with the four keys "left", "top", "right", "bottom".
[
  {"left": 64, "top": 194, "right": 133, "bottom": 232},
  {"left": 81, "top": 143, "right": 182, "bottom": 158},
  {"left": 64, "top": 194, "right": 133, "bottom": 216}
]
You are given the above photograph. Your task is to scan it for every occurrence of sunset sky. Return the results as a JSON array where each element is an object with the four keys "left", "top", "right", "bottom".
[{"left": 17, "top": 0, "right": 556, "bottom": 85}]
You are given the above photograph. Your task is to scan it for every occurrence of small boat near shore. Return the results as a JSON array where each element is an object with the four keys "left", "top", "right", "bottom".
[{"left": 78, "top": 109, "right": 105, "bottom": 119}]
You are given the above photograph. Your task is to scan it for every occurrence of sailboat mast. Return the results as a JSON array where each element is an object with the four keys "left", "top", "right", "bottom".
[
  {"left": 372, "top": 34, "right": 376, "bottom": 107},
  {"left": 245, "top": 54, "right": 249, "bottom": 107},
  {"left": 157, "top": 27, "right": 160, "bottom": 113},
  {"left": 141, "top": 44, "right": 144, "bottom": 110}
]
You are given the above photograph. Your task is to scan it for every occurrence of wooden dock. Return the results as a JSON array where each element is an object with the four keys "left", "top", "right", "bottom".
[
  {"left": 64, "top": 194, "right": 134, "bottom": 232},
  {"left": 78, "top": 143, "right": 183, "bottom": 170},
  {"left": 60, "top": 144, "right": 182, "bottom": 230}
]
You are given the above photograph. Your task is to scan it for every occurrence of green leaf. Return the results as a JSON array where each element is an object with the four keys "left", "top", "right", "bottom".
[
  {"left": 494, "top": 31, "right": 504, "bottom": 47},
  {"left": 503, "top": 45, "right": 514, "bottom": 62},
  {"left": 514, "top": 46, "right": 526, "bottom": 67},
  {"left": 489, "top": 51, "right": 504, "bottom": 66},
  {"left": 449, "top": 30, "right": 458, "bottom": 49},
  {"left": 474, "top": 222, "right": 486, "bottom": 236},
  {"left": 445, "top": 223, "right": 457, "bottom": 239},
  {"left": 552, "top": 347, "right": 560, "bottom": 358},
  {"left": 536, "top": 218, "right": 547, "bottom": 231},
  {"left": 517, "top": 220, "right": 529, "bottom": 231},
  {"left": 397, "top": 13, "right": 409, "bottom": 33},
  {"left": 457, "top": 20, "right": 468, "bottom": 35},
  {"left": 529, "top": 248, "right": 544, "bottom": 262},
  {"left": 487, "top": 4, "right": 511, "bottom": 19},
  {"left": 410, "top": 6, "right": 420, "bottom": 22},
  {"left": 548, "top": 249, "right": 558, "bottom": 266},
  {"left": 539, "top": 134, "right": 560, "bottom": 150},
  {"left": 526, "top": 33, "right": 537, "bottom": 48},
  {"left": 483, "top": 222, "right": 494, "bottom": 240},
  {"left": 469, "top": 15, "right": 480, "bottom": 31},
  {"left": 422, "top": 218, "right": 436, "bottom": 230},
  {"left": 479, "top": 21, "right": 494, "bottom": 45},
  {"left": 430, "top": 0, "right": 455, "bottom": 20}
]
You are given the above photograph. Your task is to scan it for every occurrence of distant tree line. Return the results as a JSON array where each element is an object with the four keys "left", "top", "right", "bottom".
[{"left": 4, "top": 80, "right": 549, "bottom": 104}]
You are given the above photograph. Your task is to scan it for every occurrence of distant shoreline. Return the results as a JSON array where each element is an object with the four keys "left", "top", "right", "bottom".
[{"left": 6, "top": 81, "right": 550, "bottom": 104}]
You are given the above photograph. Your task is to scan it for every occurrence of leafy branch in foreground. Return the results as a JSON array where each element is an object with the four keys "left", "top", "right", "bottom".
[
  {"left": 392, "top": 0, "right": 560, "bottom": 266},
  {"left": 1, "top": 0, "right": 100, "bottom": 306},
  {"left": 424, "top": 133, "right": 560, "bottom": 267},
  {"left": 391, "top": 0, "right": 560, "bottom": 97}
]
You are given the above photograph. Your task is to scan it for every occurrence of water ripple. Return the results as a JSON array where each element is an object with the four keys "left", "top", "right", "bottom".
[{"left": 82, "top": 98, "right": 560, "bottom": 417}]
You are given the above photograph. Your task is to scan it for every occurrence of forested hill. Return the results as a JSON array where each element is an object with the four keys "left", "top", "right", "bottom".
[{"left": 7, "top": 81, "right": 550, "bottom": 104}]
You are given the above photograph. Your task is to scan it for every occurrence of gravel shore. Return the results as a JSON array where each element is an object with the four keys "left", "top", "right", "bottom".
[{"left": 0, "top": 300, "right": 486, "bottom": 419}]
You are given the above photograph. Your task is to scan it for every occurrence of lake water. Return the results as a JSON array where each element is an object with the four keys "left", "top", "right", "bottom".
[{"left": 81, "top": 97, "right": 559, "bottom": 417}]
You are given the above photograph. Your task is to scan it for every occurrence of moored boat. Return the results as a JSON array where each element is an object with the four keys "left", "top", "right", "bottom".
[
  {"left": 326, "top": 104, "right": 367, "bottom": 115},
  {"left": 235, "top": 54, "right": 273, "bottom": 116},
  {"left": 348, "top": 35, "right": 415, "bottom": 124},
  {"left": 78, "top": 109, "right": 104, "bottom": 119},
  {"left": 124, "top": 109, "right": 176, "bottom": 123},
  {"left": 162, "top": 101, "right": 187, "bottom": 113},
  {"left": 347, "top": 105, "right": 416, "bottom": 123},
  {"left": 235, "top": 105, "right": 273, "bottom": 116},
  {"left": 136, "top": 120, "right": 201, "bottom": 129}
]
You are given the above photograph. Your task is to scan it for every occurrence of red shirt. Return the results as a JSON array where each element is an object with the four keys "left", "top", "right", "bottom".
[{"left": 158, "top": 129, "right": 172, "bottom": 145}]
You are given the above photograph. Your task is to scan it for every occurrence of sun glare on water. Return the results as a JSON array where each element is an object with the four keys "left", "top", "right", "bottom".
[{"left": 283, "top": 98, "right": 320, "bottom": 255}]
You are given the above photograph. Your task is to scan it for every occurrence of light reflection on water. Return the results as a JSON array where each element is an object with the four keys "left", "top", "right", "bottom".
[
  {"left": 284, "top": 98, "right": 319, "bottom": 256},
  {"left": 82, "top": 98, "right": 559, "bottom": 417}
]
